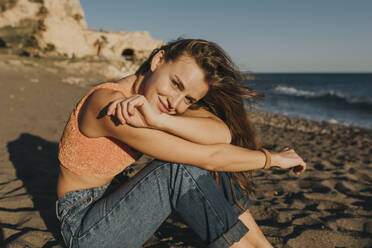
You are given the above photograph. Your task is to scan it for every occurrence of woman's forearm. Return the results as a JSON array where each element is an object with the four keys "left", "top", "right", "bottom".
[
  {"left": 208, "top": 144, "right": 266, "bottom": 171},
  {"left": 156, "top": 114, "right": 231, "bottom": 145},
  {"left": 106, "top": 121, "right": 266, "bottom": 172}
]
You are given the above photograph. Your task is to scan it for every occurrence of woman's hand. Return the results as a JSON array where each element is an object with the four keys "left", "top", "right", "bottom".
[
  {"left": 106, "top": 95, "right": 163, "bottom": 129},
  {"left": 271, "top": 148, "right": 306, "bottom": 175}
]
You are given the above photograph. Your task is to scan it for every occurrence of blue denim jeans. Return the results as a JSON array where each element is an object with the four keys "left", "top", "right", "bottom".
[{"left": 56, "top": 160, "right": 251, "bottom": 248}]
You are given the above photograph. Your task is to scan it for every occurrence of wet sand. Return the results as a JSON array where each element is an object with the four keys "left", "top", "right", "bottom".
[{"left": 0, "top": 58, "right": 371, "bottom": 247}]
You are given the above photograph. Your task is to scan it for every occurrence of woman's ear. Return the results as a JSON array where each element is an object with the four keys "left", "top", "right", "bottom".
[{"left": 150, "top": 50, "right": 165, "bottom": 72}]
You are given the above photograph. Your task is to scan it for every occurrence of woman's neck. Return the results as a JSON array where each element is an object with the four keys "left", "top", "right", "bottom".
[{"left": 117, "top": 74, "right": 145, "bottom": 95}]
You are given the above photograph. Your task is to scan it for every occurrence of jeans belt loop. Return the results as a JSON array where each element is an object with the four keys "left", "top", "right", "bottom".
[{"left": 55, "top": 200, "right": 61, "bottom": 220}]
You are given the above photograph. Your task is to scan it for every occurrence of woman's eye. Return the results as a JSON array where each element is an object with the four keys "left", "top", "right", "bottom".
[
  {"left": 171, "top": 80, "right": 180, "bottom": 88},
  {"left": 185, "top": 97, "right": 193, "bottom": 104}
]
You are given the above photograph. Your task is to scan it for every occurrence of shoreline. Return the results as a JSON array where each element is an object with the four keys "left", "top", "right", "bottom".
[
  {"left": 249, "top": 110, "right": 372, "bottom": 134},
  {"left": 253, "top": 108, "right": 371, "bottom": 131}
]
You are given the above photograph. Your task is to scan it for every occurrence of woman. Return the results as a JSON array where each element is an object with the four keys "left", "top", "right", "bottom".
[{"left": 56, "top": 39, "right": 306, "bottom": 248}]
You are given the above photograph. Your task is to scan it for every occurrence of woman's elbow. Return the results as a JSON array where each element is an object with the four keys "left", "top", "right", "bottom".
[
  {"left": 218, "top": 120, "right": 232, "bottom": 144},
  {"left": 218, "top": 125, "right": 232, "bottom": 144},
  {"left": 211, "top": 121, "right": 232, "bottom": 144},
  {"left": 224, "top": 130, "right": 232, "bottom": 144}
]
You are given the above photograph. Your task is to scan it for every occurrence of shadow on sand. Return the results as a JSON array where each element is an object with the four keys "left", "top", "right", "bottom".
[
  {"left": 6, "top": 133, "right": 204, "bottom": 248},
  {"left": 7, "top": 133, "right": 64, "bottom": 248}
]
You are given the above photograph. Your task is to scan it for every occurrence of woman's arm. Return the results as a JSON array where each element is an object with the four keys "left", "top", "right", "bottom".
[
  {"left": 79, "top": 88, "right": 306, "bottom": 173},
  {"left": 156, "top": 108, "right": 232, "bottom": 144},
  {"left": 107, "top": 95, "right": 231, "bottom": 145}
]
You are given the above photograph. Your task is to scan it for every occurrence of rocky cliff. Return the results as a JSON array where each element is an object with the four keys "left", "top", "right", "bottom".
[{"left": 0, "top": 0, "right": 162, "bottom": 61}]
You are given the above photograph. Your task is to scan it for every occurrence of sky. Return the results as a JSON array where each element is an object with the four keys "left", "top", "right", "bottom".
[{"left": 80, "top": 0, "right": 372, "bottom": 73}]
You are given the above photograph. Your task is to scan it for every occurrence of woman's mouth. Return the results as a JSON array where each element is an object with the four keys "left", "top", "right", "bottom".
[{"left": 158, "top": 96, "right": 170, "bottom": 113}]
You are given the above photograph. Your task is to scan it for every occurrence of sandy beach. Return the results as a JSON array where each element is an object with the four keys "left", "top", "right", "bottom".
[{"left": 0, "top": 57, "right": 371, "bottom": 248}]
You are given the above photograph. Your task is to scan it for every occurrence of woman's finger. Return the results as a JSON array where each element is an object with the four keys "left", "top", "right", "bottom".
[
  {"left": 122, "top": 100, "right": 132, "bottom": 124},
  {"left": 115, "top": 103, "right": 125, "bottom": 124},
  {"left": 107, "top": 99, "right": 120, "bottom": 115},
  {"left": 294, "top": 160, "right": 306, "bottom": 175},
  {"left": 295, "top": 165, "right": 305, "bottom": 174},
  {"left": 127, "top": 98, "right": 135, "bottom": 116},
  {"left": 136, "top": 95, "right": 156, "bottom": 118},
  {"left": 127, "top": 96, "right": 144, "bottom": 116}
]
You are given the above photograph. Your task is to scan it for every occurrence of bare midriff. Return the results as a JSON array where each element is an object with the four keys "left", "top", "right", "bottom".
[{"left": 57, "top": 164, "right": 115, "bottom": 198}]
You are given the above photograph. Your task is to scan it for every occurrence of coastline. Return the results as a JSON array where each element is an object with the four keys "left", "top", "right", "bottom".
[
  {"left": 250, "top": 110, "right": 372, "bottom": 133},
  {"left": 245, "top": 72, "right": 372, "bottom": 130},
  {"left": 0, "top": 60, "right": 371, "bottom": 247}
]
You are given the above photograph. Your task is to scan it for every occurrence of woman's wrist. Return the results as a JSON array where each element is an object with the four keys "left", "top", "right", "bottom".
[
  {"left": 152, "top": 113, "right": 170, "bottom": 130},
  {"left": 271, "top": 152, "right": 280, "bottom": 167}
]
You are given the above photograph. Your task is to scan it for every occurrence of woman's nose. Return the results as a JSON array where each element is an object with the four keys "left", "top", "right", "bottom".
[{"left": 168, "top": 94, "right": 184, "bottom": 110}]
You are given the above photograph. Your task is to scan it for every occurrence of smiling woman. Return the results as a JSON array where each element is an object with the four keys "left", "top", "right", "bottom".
[
  {"left": 56, "top": 39, "right": 306, "bottom": 248},
  {"left": 134, "top": 51, "right": 209, "bottom": 115}
]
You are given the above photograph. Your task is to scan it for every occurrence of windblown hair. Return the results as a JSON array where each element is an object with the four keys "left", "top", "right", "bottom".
[{"left": 136, "top": 39, "right": 262, "bottom": 209}]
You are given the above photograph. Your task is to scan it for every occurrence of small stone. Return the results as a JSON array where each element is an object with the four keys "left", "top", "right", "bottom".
[
  {"left": 320, "top": 129, "right": 327, "bottom": 134},
  {"left": 9, "top": 94, "right": 15, "bottom": 99},
  {"left": 37, "top": 145, "right": 43, "bottom": 151},
  {"left": 160, "top": 237, "right": 173, "bottom": 242}
]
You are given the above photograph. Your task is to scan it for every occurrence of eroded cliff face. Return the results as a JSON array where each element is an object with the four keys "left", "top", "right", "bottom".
[
  {"left": 38, "top": 0, "right": 91, "bottom": 56},
  {"left": 0, "top": 0, "right": 162, "bottom": 60},
  {"left": 0, "top": 0, "right": 40, "bottom": 27}
]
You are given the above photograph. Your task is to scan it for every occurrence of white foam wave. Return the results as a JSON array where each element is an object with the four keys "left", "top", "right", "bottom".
[
  {"left": 328, "top": 119, "right": 338, "bottom": 124},
  {"left": 274, "top": 86, "right": 349, "bottom": 100},
  {"left": 274, "top": 86, "right": 316, "bottom": 97},
  {"left": 273, "top": 85, "right": 372, "bottom": 107}
]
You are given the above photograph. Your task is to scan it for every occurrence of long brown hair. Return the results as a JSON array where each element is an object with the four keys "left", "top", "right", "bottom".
[{"left": 136, "top": 39, "right": 262, "bottom": 209}]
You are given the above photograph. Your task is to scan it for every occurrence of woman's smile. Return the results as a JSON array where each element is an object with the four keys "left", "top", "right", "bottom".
[{"left": 158, "top": 96, "right": 170, "bottom": 113}]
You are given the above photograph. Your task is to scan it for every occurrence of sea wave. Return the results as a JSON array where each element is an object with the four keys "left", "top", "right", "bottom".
[{"left": 273, "top": 85, "right": 372, "bottom": 109}]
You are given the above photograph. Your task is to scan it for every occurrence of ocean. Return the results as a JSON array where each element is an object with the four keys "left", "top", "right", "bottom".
[{"left": 244, "top": 73, "right": 372, "bottom": 129}]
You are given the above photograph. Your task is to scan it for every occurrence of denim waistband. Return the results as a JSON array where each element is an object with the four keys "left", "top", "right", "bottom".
[{"left": 56, "top": 183, "right": 110, "bottom": 222}]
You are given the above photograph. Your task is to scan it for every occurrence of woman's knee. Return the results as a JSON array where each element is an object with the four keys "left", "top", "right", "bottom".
[{"left": 168, "top": 163, "right": 252, "bottom": 211}]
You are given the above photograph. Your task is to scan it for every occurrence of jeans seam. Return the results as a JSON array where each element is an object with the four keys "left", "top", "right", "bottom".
[
  {"left": 77, "top": 162, "right": 171, "bottom": 240},
  {"left": 221, "top": 233, "right": 232, "bottom": 247},
  {"left": 65, "top": 195, "right": 93, "bottom": 224},
  {"left": 222, "top": 230, "right": 233, "bottom": 245},
  {"left": 179, "top": 164, "right": 225, "bottom": 228}
]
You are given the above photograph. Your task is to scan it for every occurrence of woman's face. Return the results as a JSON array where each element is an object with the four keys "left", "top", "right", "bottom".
[{"left": 139, "top": 51, "right": 209, "bottom": 115}]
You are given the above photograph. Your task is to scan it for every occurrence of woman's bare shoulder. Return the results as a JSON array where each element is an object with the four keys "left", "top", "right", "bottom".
[{"left": 78, "top": 88, "right": 126, "bottom": 138}]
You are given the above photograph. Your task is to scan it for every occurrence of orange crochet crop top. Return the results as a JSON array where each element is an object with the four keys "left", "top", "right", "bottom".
[{"left": 58, "top": 82, "right": 140, "bottom": 178}]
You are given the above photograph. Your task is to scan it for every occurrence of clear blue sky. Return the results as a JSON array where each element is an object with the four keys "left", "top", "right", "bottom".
[{"left": 80, "top": 0, "right": 372, "bottom": 72}]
